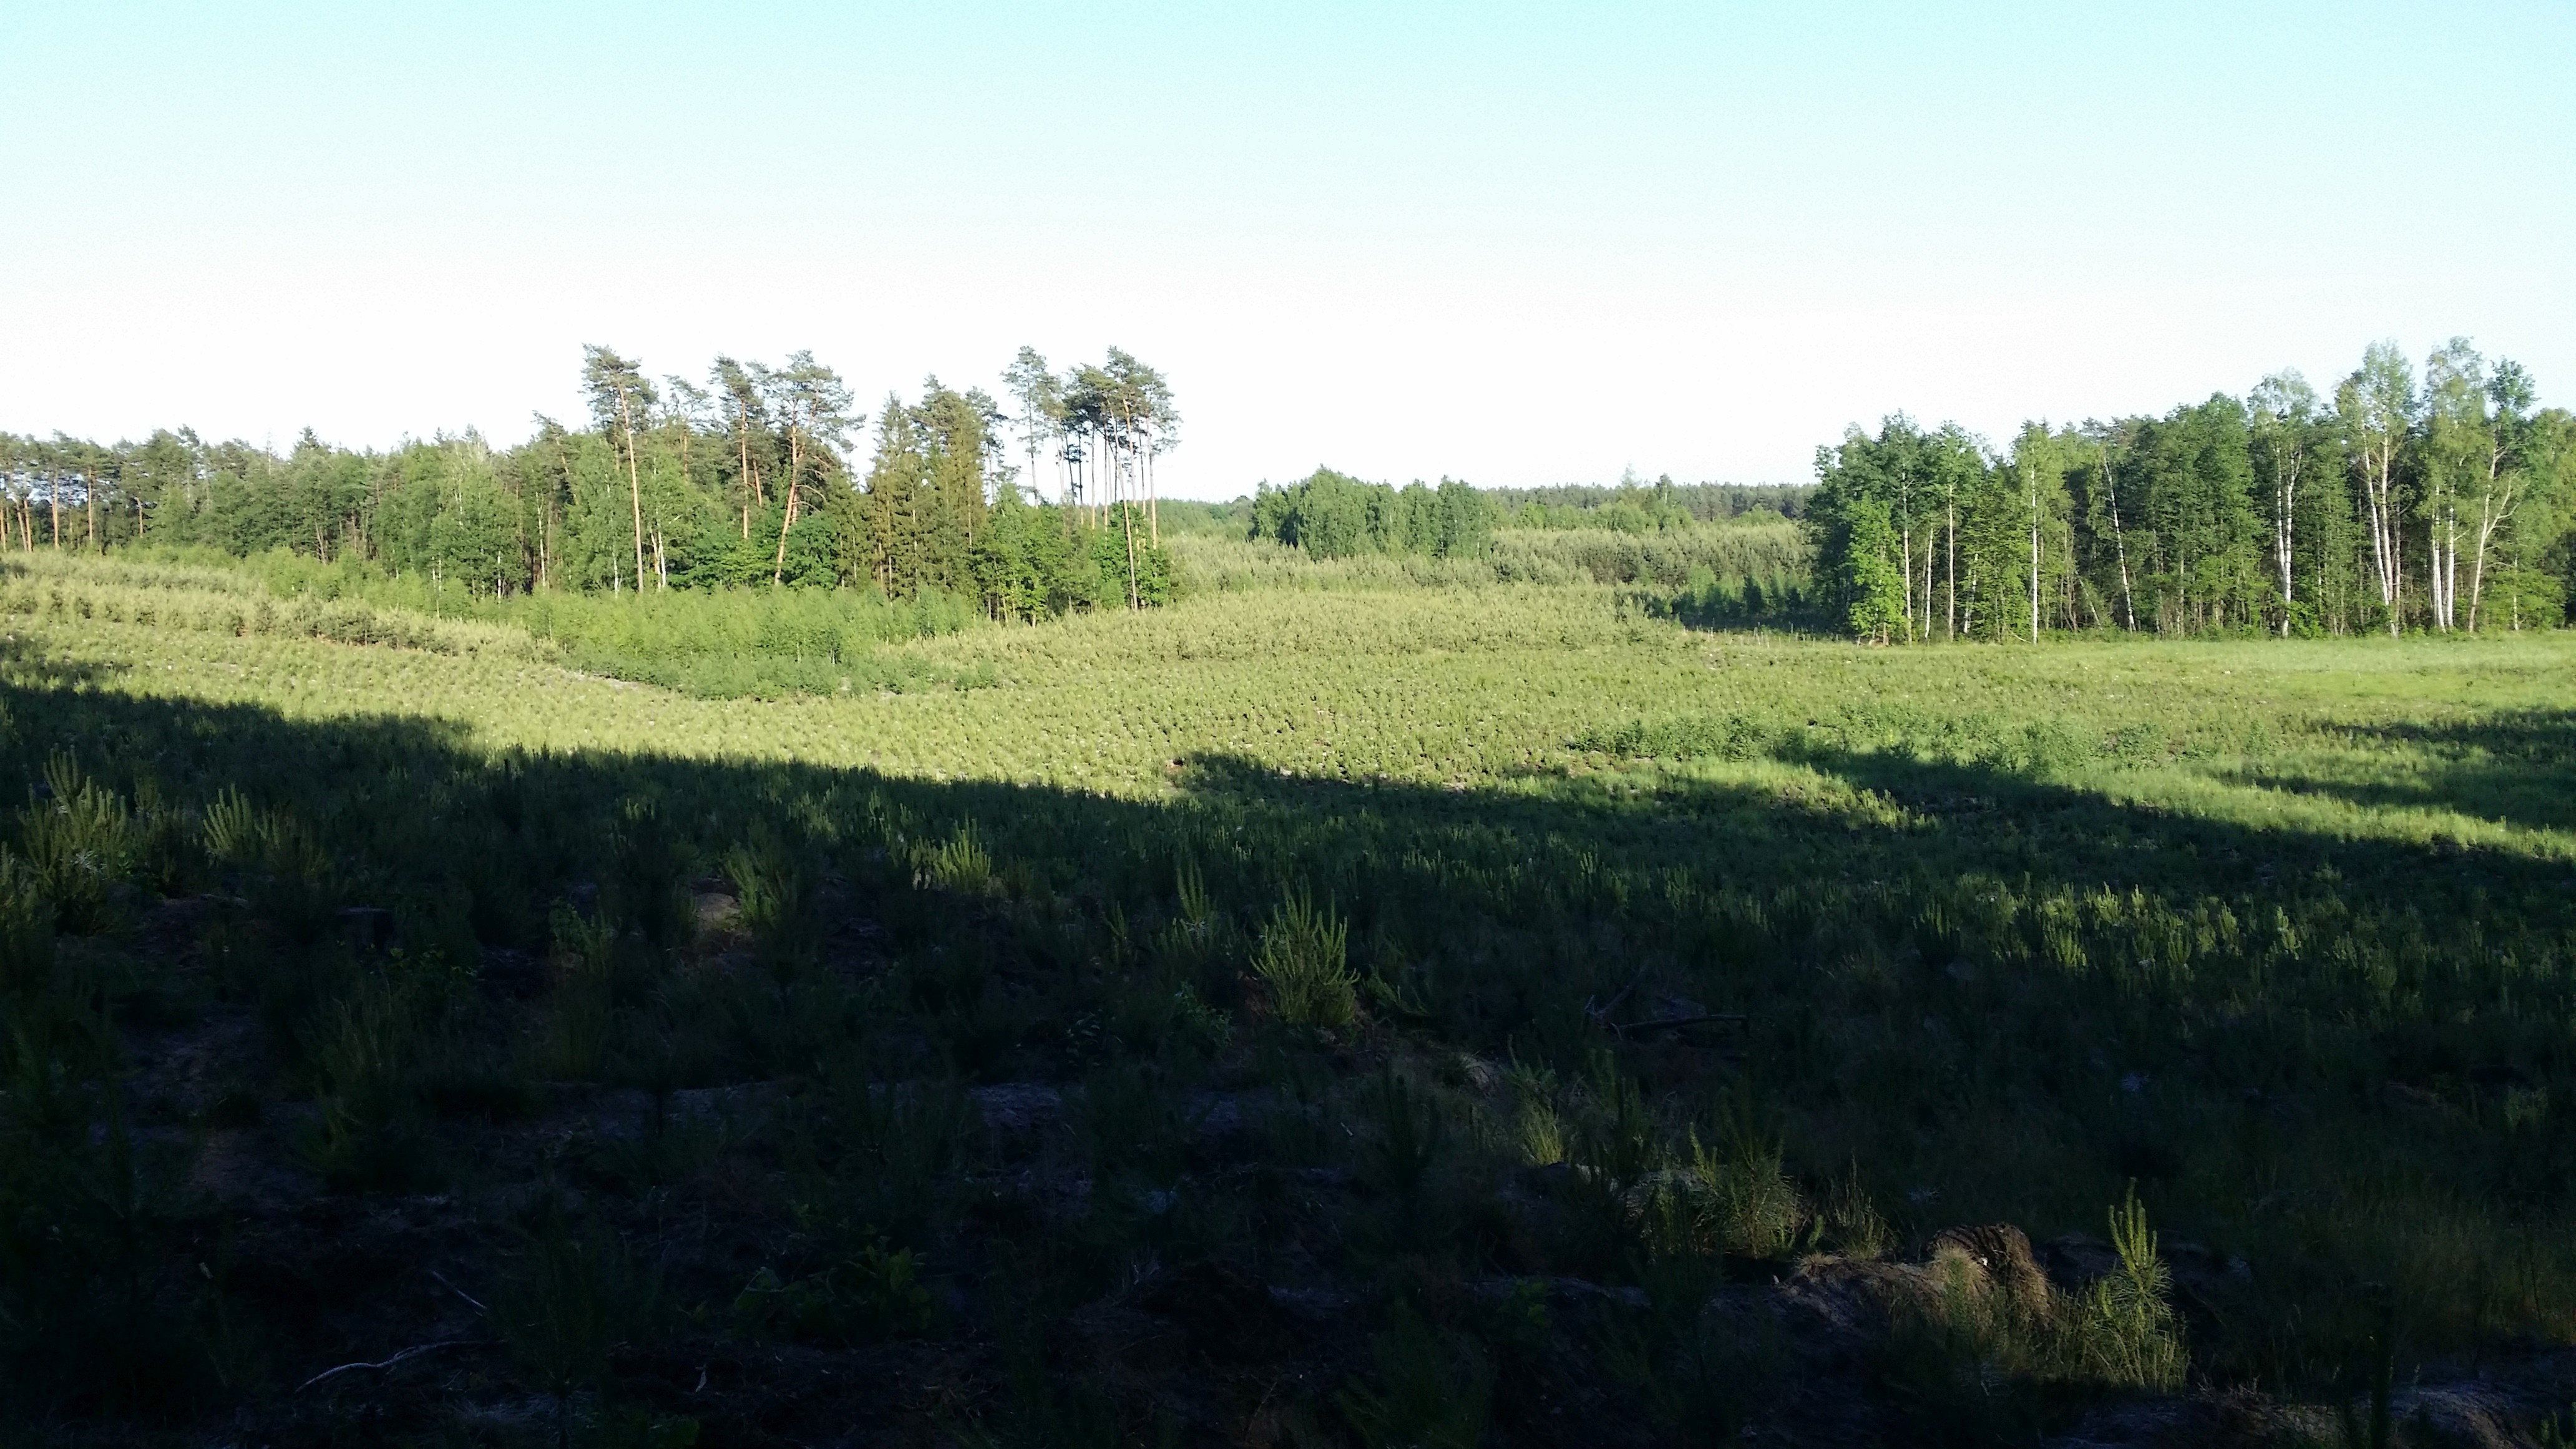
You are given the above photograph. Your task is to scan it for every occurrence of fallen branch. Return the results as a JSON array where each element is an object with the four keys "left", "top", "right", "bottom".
[
  {"left": 1583, "top": 965, "right": 1652, "bottom": 1026},
  {"left": 429, "top": 1267, "right": 488, "bottom": 1314},
  {"left": 296, "top": 1340, "right": 479, "bottom": 1393},
  {"left": 1611, "top": 1012, "right": 1747, "bottom": 1037}
]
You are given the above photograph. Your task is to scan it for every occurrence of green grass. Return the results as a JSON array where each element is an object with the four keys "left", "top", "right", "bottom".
[
  {"left": 46, "top": 547, "right": 988, "bottom": 698},
  {"left": 0, "top": 554, "right": 2570, "bottom": 1440}
]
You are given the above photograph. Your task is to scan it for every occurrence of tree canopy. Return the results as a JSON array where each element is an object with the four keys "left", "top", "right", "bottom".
[
  {"left": 0, "top": 347, "right": 1180, "bottom": 622},
  {"left": 1806, "top": 339, "right": 2574, "bottom": 640}
]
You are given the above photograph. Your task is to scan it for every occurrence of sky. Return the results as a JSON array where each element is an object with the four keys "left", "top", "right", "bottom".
[{"left": 3, "top": 1, "right": 2570, "bottom": 499}]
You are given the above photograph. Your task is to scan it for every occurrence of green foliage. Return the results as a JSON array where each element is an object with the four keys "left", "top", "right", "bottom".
[
  {"left": 1574, "top": 710, "right": 1782, "bottom": 761},
  {"left": 1360, "top": 1066, "right": 1447, "bottom": 1228},
  {"left": 1336, "top": 1305, "right": 1495, "bottom": 1449},
  {"left": 0, "top": 844, "right": 207, "bottom": 1415},
  {"left": 912, "top": 820, "right": 994, "bottom": 895},
  {"left": 1881, "top": 1194, "right": 2183, "bottom": 1442},
  {"left": 1838, "top": 495, "right": 1908, "bottom": 642},
  {"left": 19, "top": 753, "right": 137, "bottom": 934},
  {"left": 0, "top": 852, "right": 53, "bottom": 1001},
  {"left": 1805, "top": 346, "right": 2576, "bottom": 640},
  {"left": 1251, "top": 887, "right": 1356, "bottom": 1028},
  {"left": 494, "top": 1199, "right": 658, "bottom": 1431},
  {"left": 604, "top": 796, "right": 694, "bottom": 951},
  {"left": 1251, "top": 469, "right": 1500, "bottom": 560},
  {"left": 302, "top": 968, "right": 437, "bottom": 1190},
  {"left": 733, "top": 1237, "right": 932, "bottom": 1347},
  {"left": 2077, "top": 1186, "right": 2186, "bottom": 1390},
  {"left": 1594, "top": 1253, "right": 1763, "bottom": 1447},
  {"left": 0, "top": 543, "right": 2572, "bottom": 1438},
  {"left": 725, "top": 821, "right": 819, "bottom": 973},
  {"left": 1681, "top": 1121, "right": 1805, "bottom": 1261},
  {"left": 516, "top": 583, "right": 981, "bottom": 696}
]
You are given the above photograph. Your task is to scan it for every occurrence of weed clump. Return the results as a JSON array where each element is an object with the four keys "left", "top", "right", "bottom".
[
  {"left": 1881, "top": 1191, "right": 2186, "bottom": 1440},
  {"left": 1337, "top": 1305, "right": 1494, "bottom": 1449},
  {"left": 21, "top": 754, "right": 137, "bottom": 934},
  {"left": 493, "top": 1198, "right": 660, "bottom": 1448},
  {"left": 1252, "top": 887, "right": 1356, "bottom": 1028}
]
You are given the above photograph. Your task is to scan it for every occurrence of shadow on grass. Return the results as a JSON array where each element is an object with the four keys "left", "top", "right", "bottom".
[
  {"left": 7, "top": 670, "right": 2576, "bottom": 1421},
  {"left": 2224, "top": 708, "right": 2576, "bottom": 834}
]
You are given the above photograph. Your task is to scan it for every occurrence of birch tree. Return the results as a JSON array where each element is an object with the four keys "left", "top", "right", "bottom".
[
  {"left": 2249, "top": 370, "right": 2324, "bottom": 635},
  {"left": 2421, "top": 339, "right": 2492, "bottom": 632},
  {"left": 2338, "top": 341, "right": 2415, "bottom": 635}
]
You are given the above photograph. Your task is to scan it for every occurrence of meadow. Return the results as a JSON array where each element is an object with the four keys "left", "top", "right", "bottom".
[{"left": 3, "top": 550, "right": 2572, "bottom": 1447}]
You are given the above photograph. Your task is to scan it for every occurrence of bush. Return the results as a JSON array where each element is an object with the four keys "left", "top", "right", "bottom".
[
  {"left": 1337, "top": 1305, "right": 1494, "bottom": 1449},
  {"left": 1880, "top": 1193, "right": 2185, "bottom": 1440},
  {"left": 2074, "top": 1188, "right": 2186, "bottom": 1390},
  {"left": 303, "top": 970, "right": 437, "bottom": 1191},
  {"left": 1252, "top": 889, "right": 1355, "bottom": 1028},
  {"left": 494, "top": 1198, "right": 659, "bottom": 1440},
  {"left": 726, "top": 822, "right": 820, "bottom": 973},
  {"left": 732, "top": 1239, "right": 932, "bottom": 1347},
  {"left": 20, "top": 754, "right": 136, "bottom": 935}
]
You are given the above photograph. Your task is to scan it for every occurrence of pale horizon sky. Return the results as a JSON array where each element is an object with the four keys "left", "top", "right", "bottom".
[{"left": 4, "top": 1, "right": 2570, "bottom": 500}]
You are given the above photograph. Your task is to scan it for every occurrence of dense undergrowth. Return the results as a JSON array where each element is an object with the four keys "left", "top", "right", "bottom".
[
  {"left": 1169, "top": 524, "right": 1809, "bottom": 600},
  {"left": 2, "top": 550, "right": 995, "bottom": 698},
  {"left": 1, "top": 560, "right": 2572, "bottom": 1445}
]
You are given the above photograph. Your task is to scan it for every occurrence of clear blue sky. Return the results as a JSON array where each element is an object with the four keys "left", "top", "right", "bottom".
[{"left": 4, "top": 1, "right": 2570, "bottom": 497}]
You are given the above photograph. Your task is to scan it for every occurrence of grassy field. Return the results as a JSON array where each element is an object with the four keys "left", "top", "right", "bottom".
[{"left": 4, "top": 555, "right": 2573, "bottom": 1445}]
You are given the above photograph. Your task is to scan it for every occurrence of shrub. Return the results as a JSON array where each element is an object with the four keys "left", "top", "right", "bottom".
[
  {"left": 1682, "top": 1125, "right": 1805, "bottom": 1260},
  {"left": 605, "top": 797, "right": 694, "bottom": 951},
  {"left": 1337, "top": 1305, "right": 1494, "bottom": 1449},
  {"left": 303, "top": 971, "right": 436, "bottom": 1191},
  {"left": 1880, "top": 1192, "right": 2185, "bottom": 1440},
  {"left": 726, "top": 822, "right": 819, "bottom": 973},
  {"left": 1252, "top": 888, "right": 1355, "bottom": 1028},
  {"left": 0, "top": 852, "right": 54, "bottom": 1000},
  {"left": 20, "top": 754, "right": 135, "bottom": 935},
  {"left": 733, "top": 1239, "right": 932, "bottom": 1347},
  {"left": 494, "top": 1198, "right": 658, "bottom": 1445},
  {"left": 2072, "top": 1186, "right": 2185, "bottom": 1391},
  {"left": 910, "top": 821, "right": 993, "bottom": 895}
]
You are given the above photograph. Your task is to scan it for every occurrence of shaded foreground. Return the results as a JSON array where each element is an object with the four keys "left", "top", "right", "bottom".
[{"left": 7, "top": 649, "right": 2576, "bottom": 1447}]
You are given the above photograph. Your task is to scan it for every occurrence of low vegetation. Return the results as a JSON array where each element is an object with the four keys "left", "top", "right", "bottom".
[{"left": 0, "top": 547, "right": 2570, "bottom": 1443}]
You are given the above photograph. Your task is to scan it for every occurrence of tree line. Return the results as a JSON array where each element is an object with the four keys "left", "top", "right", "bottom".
[
  {"left": 1242, "top": 471, "right": 1817, "bottom": 563},
  {"left": 0, "top": 345, "right": 1180, "bottom": 619},
  {"left": 1807, "top": 339, "right": 2575, "bottom": 642},
  {"left": 1246, "top": 469, "right": 1501, "bottom": 559},
  {"left": 1488, "top": 477, "right": 1813, "bottom": 529}
]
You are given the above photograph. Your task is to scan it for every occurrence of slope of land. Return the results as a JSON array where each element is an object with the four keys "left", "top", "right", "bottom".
[{"left": 2, "top": 561, "right": 2573, "bottom": 1447}]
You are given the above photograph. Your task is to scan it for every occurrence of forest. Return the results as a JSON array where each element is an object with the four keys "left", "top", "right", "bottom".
[
  {"left": 1806, "top": 339, "right": 2576, "bottom": 642},
  {"left": 11, "top": 338, "right": 2565, "bottom": 652},
  {"left": 0, "top": 346, "right": 1181, "bottom": 620}
]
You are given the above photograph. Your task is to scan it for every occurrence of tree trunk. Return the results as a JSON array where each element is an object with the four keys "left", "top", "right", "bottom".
[
  {"left": 2359, "top": 437, "right": 2402, "bottom": 636},
  {"left": 1122, "top": 496, "right": 1141, "bottom": 609},
  {"left": 620, "top": 388, "right": 646, "bottom": 592},
  {"left": 2026, "top": 456, "right": 2039, "bottom": 645},
  {"left": 2101, "top": 451, "right": 2135, "bottom": 631},
  {"left": 2273, "top": 447, "right": 2300, "bottom": 637},
  {"left": 2465, "top": 439, "right": 2518, "bottom": 635},
  {"left": 773, "top": 414, "right": 809, "bottom": 586}
]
